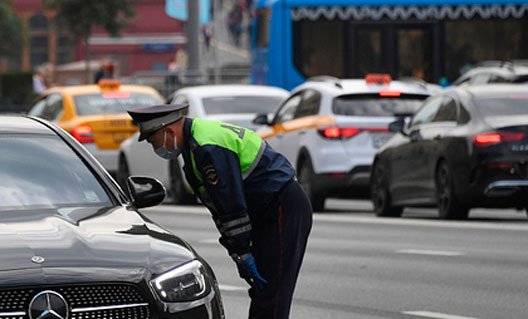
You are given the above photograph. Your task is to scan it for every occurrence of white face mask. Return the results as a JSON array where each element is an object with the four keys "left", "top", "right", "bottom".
[{"left": 154, "top": 131, "right": 181, "bottom": 160}]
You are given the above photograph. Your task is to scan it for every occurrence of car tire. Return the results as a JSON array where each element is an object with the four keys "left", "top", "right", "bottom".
[
  {"left": 371, "top": 162, "right": 403, "bottom": 217},
  {"left": 116, "top": 154, "right": 130, "bottom": 190},
  {"left": 435, "top": 161, "right": 469, "bottom": 220},
  {"left": 298, "top": 156, "right": 325, "bottom": 212},
  {"left": 169, "top": 159, "right": 196, "bottom": 205}
]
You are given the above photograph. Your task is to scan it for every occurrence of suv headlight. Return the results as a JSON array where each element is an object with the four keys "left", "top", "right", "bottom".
[{"left": 150, "top": 260, "right": 211, "bottom": 302}]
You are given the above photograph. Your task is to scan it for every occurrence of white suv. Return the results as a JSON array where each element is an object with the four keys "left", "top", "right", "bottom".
[{"left": 254, "top": 75, "right": 439, "bottom": 211}]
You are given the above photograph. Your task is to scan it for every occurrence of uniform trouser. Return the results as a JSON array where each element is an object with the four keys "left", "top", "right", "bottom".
[{"left": 248, "top": 180, "right": 313, "bottom": 319}]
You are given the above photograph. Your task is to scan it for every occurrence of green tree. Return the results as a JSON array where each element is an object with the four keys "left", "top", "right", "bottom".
[
  {"left": 0, "top": 0, "right": 23, "bottom": 59},
  {"left": 46, "top": 0, "right": 137, "bottom": 83}
]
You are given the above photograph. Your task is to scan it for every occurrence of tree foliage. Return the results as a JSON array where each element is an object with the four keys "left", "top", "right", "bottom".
[
  {"left": 0, "top": 0, "right": 23, "bottom": 58},
  {"left": 46, "top": 0, "right": 137, "bottom": 42}
]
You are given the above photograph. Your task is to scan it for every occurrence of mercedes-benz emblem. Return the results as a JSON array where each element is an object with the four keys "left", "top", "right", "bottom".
[
  {"left": 31, "top": 256, "right": 45, "bottom": 264},
  {"left": 29, "top": 291, "right": 69, "bottom": 319}
]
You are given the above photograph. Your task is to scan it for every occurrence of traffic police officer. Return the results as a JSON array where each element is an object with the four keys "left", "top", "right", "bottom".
[{"left": 128, "top": 104, "right": 312, "bottom": 319}]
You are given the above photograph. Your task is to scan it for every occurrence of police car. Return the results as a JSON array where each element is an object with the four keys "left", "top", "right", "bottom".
[{"left": 253, "top": 75, "right": 440, "bottom": 211}]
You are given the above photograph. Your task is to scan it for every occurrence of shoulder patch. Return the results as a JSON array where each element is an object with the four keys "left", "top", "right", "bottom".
[{"left": 204, "top": 165, "right": 219, "bottom": 185}]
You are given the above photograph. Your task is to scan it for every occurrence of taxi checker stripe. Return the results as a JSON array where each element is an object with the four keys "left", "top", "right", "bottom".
[
  {"left": 224, "top": 224, "right": 252, "bottom": 237},
  {"left": 218, "top": 216, "right": 250, "bottom": 231}
]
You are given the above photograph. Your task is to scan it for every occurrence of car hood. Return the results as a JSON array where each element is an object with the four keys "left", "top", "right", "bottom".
[
  {"left": 206, "top": 113, "right": 264, "bottom": 131},
  {"left": 0, "top": 206, "right": 195, "bottom": 285}
]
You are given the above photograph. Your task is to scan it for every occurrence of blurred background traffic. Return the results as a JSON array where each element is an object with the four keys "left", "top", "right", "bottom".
[{"left": 1, "top": 0, "right": 528, "bottom": 219}]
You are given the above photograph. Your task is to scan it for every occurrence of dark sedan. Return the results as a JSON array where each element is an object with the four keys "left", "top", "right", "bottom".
[
  {"left": 371, "top": 85, "right": 528, "bottom": 219},
  {"left": 0, "top": 115, "right": 224, "bottom": 318}
]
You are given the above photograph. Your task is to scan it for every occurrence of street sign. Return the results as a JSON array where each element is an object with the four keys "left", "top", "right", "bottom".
[{"left": 165, "top": 0, "right": 211, "bottom": 24}]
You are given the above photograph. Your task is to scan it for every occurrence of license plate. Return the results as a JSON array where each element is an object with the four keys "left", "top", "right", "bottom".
[{"left": 372, "top": 134, "right": 393, "bottom": 148}]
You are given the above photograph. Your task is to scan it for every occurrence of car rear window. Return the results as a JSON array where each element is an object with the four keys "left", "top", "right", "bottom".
[
  {"left": 202, "top": 96, "right": 284, "bottom": 114},
  {"left": 74, "top": 92, "right": 163, "bottom": 116},
  {"left": 0, "top": 135, "right": 111, "bottom": 211},
  {"left": 477, "top": 96, "right": 528, "bottom": 117},
  {"left": 332, "top": 93, "right": 429, "bottom": 116}
]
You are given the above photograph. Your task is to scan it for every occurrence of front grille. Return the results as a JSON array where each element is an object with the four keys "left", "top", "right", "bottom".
[{"left": 0, "top": 284, "right": 150, "bottom": 319}]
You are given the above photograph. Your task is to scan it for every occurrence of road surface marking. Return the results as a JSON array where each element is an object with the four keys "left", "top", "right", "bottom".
[
  {"left": 143, "top": 205, "right": 528, "bottom": 232},
  {"left": 396, "top": 249, "right": 465, "bottom": 256},
  {"left": 403, "top": 311, "right": 478, "bottom": 319},
  {"left": 219, "top": 284, "right": 246, "bottom": 292}
]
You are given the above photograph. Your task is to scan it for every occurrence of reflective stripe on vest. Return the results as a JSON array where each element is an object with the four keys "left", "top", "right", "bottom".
[{"left": 190, "top": 119, "right": 264, "bottom": 181}]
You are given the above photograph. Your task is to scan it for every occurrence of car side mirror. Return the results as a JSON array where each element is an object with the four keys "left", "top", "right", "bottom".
[
  {"left": 252, "top": 113, "right": 270, "bottom": 126},
  {"left": 389, "top": 118, "right": 405, "bottom": 133},
  {"left": 126, "top": 176, "right": 166, "bottom": 208}
]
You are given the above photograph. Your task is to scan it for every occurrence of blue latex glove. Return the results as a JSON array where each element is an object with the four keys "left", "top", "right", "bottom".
[{"left": 232, "top": 253, "right": 268, "bottom": 289}]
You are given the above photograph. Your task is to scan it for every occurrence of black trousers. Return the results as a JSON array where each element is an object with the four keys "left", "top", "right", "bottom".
[{"left": 248, "top": 180, "right": 313, "bottom": 319}]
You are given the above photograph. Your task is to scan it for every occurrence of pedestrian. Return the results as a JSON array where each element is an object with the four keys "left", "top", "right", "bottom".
[
  {"left": 32, "top": 66, "right": 47, "bottom": 94},
  {"left": 94, "top": 58, "right": 114, "bottom": 84},
  {"left": 127, "top": 104, "right": 313, "bottom": 319},
  {"left": 202, "top": 23, "right": 213, "bottom": 50}
]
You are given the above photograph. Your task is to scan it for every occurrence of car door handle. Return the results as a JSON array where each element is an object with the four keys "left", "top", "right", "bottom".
[
  {"left": 276, "top": 132, "right": 284, "bottom": 138},
  {"left": 433, "top": 135, "right": 442, "bottom": 141},
  {"left": 298, "top": 130, "right": 306, "bottom": 136}
]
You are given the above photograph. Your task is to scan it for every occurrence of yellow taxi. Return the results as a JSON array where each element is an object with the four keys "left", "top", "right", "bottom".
[{"left": 28, "top": 80, "right": 164, "bottom": 175}]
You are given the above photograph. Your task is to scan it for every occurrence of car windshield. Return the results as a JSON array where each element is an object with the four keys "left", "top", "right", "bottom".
[
  {"left": 202, "top": 96, "right": 284, "bottom": 114},
  {"left": 476, "top": 96, "right": 528, "bottom": 117},
  {"left": 74, "top": 92, "right": 162, "bottom": 116},
  {"left": 332, "top": 94, "right": 429, "bottom": 116},
  {"left": 0, "top": 135, "right": 112, "bottom": 211}
]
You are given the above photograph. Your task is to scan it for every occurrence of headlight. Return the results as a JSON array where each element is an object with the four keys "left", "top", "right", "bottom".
[{"left": 150, "top": 260, "right": 211, "bottom": 302}]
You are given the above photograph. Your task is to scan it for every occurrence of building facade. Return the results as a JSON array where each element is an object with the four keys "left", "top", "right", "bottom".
[{"left": 12, "top": 0, "right": 185, "bottom": 81}]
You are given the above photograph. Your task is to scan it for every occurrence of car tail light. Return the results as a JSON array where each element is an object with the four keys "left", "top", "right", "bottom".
[
  {"left": 379, "top": 90, "right": 401, "bottom": 97},
  {"left": 473, "top": 132, "right": 525, "bottom": 147},
  {"left": 318, "top": 126, "right": 387, "bottom": 139},
  {"left": 71, "top": 125, "right": 94, "bottom": 143}
]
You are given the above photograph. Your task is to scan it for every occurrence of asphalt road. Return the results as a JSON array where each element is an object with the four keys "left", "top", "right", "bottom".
[{"left": 141, "top": 200, "right": 528, "bottom": 319}]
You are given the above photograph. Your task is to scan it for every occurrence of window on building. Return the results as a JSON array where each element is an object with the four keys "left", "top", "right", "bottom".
[
  {"left": 29, "top": 13, "right": 49, "bottom": 68},
  {"left": 293, "top": 18, "right": 345, "bottom": 78}
]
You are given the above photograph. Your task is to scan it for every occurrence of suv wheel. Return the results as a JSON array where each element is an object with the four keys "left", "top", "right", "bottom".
[
  {"left": 298, "top": 156, "right": 325, "bottom": 211},
  {"left": 371, "top": 162, "right": 403, "bottom": 217},
  {"left": 436, "top": 161, "right": 469, "bottom": 220},
  {"left": 169, "top": 159, "right": 195, "bottom": 205}
]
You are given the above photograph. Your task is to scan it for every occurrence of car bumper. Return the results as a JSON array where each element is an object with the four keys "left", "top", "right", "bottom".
[{"left": 313, "top": 165, "right": 371, "bottom": 198}]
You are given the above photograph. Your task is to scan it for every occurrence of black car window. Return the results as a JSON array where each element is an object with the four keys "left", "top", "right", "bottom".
[
  {"left": 458, "top": 103, "right": 471, "bottom": 124},
  {"left": 433, "top": 97, "right": 458, "bottom": 122},
  {"left": 0, "top": 135, "right": 112, "bottom": 211},
  {"left": 274, "top": 93, "right": 302, "bottom": 124},
  {"left": 410, "top": 97, "right": 443, "bottom": 127},
  {"left": 41, "top": 94, "right": 63, "bottom": 121},
  {"left": 294, "top": 89, "right": 321, "bottom": 119},
  {"left": 28, "top": 98, "right": 47, "bottom": 117},
  {"left": 332, "top": 93, "right": 428, "bottom": 116}
]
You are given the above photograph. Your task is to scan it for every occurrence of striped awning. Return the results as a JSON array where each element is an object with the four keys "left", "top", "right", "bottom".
[{"left": 291, "top": 4, "right": 528, "bottom": 21}]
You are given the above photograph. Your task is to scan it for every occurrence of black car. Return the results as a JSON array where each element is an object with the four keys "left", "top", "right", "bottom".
[
  {"left": 371, "top": 84, "right": 528, "bottom": 220},
  {"left": 0, "top": 115, "right": 224, "bottom": 318},
  {"left": 454, "top": 60, "right": 528, "bottom": 86}
]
